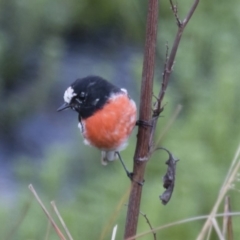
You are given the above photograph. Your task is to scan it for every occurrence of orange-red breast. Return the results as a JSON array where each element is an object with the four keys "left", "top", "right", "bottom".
[{"left": 57, "top": 76, "right": 137, "bottom": 165}]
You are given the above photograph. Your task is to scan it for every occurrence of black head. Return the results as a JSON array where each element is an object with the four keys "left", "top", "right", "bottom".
[{"left": 57, "top": 76, "right": 122, "bottom": 119}]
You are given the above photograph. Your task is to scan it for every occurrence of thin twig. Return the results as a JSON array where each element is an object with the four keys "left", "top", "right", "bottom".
[
  {"left": 159, "top": 0, "right": 200, "bottom": 111},
  {"left": 169, "top": 0, "right": 181, "bottom": 26},
  {"left": 126, "top": 212, "right": 240, "bottom": 240},
  {"left": 149, "top": 0, "right": 200, "bottom": 151},
  {"left": 182, "top": 0, "right": 200, "bottom": 26},
  {"left": 51, "top": 201, "right": 74, "bottom": 240},
  {"left": 28, "top": 184, "right": 66, "bottom": 240},
  {"left": 140, "top": 211, "right": 156, "bottom": 240}
]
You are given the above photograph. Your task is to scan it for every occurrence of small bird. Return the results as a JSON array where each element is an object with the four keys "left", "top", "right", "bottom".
[{"left": 57, "top": 76, "right": 137, "bottom": 167}]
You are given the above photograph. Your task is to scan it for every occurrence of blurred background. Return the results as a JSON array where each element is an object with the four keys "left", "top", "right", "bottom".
[{"left": 1, "top": 0, "right": 240, "bottom": 239}]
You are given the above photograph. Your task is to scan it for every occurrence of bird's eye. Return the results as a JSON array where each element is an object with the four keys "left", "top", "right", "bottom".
[
  {"left": 79, "top": 92, "right": 86, "bottom": 101},
  {"left": 70, "top": 97, "right": 81, "bottom": 112},
  {"left": 73, "top": 92, "right": 86, "bottom": 104},
  {"left": 70, "top": 92, "right": 87, "bottom": 112}
]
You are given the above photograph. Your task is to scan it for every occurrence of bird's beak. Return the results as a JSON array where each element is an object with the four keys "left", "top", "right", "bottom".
[{"left": 57, "top": 102, "right": 70, "bottom": 112}]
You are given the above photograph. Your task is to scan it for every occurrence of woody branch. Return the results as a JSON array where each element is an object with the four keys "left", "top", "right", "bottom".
[{"left": 124, "top": 0, "right": 200, "bottom": 239}]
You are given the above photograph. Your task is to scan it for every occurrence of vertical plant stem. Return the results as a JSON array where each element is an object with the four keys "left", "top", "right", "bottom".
[
  {"left": 124, "top": 0, "right": 200, "bottom": 238},
  {"left": 124, "top": 0, "right": 159, "bottom": 239}
]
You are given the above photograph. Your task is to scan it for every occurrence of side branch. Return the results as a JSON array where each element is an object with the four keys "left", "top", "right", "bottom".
[
  {"left": 150, "top": 0, "right": 200, "bottom": 205},
  {"left": 151, "top": 0, "right": 200, "bottom": 138}
]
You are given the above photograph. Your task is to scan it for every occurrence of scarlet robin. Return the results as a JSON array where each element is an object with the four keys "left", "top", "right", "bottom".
[{"left": 57, "top": 76, "right": 137, "bottom": 167}]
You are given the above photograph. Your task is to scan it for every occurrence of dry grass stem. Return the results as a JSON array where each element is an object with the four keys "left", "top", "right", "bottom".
[
  {"left": 51, "top": 201, "right": 74, "bottom": 240},
  {"left": 206, "top": 226, "right": 212, "bottom": 240},
  {"left": 45, "top": 220, "right": 52, "bottom": 240},
  {"left": 196, "top": 143, "right": 240, "bottom": 239},
  {"left": 222, "top": 196, "right": 233, "bottom": 240},
  {"left": 211, "top": 218, "right": 224, "bottom": 240},
  {"left": 222, "top": 196, "right": 228, "bottom": 237},
  {"left": 111, "top": 225, "right": 118, "bottom": 240},
  {"left": 28, "top": 184, "right": 66, "bottom": 240}
]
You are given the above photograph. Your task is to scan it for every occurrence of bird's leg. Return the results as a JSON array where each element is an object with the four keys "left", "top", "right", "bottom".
[
  {"left": 116, "top": 151, "right": 132, "bottom": 178},
  {"left": 116, "top": 152, "right": 144, "bottom": 186}
]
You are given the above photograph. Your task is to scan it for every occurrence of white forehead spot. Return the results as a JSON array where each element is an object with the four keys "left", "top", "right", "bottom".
[
  {"left": 64, "top": 86, "right": 77, "bottom": 103},
  {"left": 121, "top": 88, "right": 128, "bottom": 94}
]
